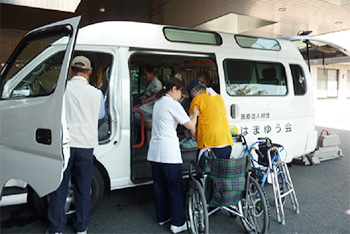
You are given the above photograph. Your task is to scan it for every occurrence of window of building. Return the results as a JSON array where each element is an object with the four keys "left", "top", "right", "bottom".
[{"left": 347, "top": 70, "right": 350, "bottom": 98}]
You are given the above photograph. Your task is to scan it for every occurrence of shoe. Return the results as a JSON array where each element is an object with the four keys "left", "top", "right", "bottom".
[
  {"left": 181, "top": 138, "right": 198, "bottom": 148},
  {"left": 158, "top": 218, "right": 171, "bottom": 226},
  {"left": 170, "top": 222, "right": 189, "bottom": 233},
  {"left": 77, "top": 229, "right": 87, "bottom": 234},
  {"left": 45, "top": 231, "right": 62, "bottom": 234}
]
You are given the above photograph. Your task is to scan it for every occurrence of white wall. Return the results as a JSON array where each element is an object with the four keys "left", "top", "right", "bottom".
[{"left": 310, "top": 63, "right": 350, "bottom": 100}]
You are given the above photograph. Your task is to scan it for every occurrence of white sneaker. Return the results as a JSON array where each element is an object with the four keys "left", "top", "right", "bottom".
[
  {"left": 76, "top": 229, "right": 87, "bottom": 234},
  {"left": 170, "top": 222, "right": 189, "bottom": 234},
  {"left": 45, "top": 230, "right": 62, "bottom": 234},
  {"left": 158, "top": 218, "right": 171, "bottom": 226}
]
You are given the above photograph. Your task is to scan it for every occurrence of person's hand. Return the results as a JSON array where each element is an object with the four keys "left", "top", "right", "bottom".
[
  {"left": 181, "top": 93, "right": 189, "bottom": 99},
  {"left": 140, "top": 97, "right": 148, "bottom": 104},
  {"left": 193, "top": 105, "right": 200, "bottom": 117}
]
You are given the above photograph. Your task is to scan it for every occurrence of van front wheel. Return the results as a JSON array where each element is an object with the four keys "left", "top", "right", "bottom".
[{"left": 28, "top": 165, "right": 105, "bottom": 220}]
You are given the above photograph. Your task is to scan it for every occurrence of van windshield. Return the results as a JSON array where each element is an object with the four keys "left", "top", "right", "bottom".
[{"left": 224, "top": 59, "right": 287, "bottom": 96}]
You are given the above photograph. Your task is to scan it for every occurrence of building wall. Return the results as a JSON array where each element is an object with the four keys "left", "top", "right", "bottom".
[
  {"left": 0, "top": 29, "right": 27, "bottom": 70},
  {"left": 311, "top": 63, "right": 350, "bottom": 100}
]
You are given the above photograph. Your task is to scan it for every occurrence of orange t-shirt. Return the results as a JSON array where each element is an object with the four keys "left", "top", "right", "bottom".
[{"left": 190, "top": 91, "right": 233, "bottom": 149}]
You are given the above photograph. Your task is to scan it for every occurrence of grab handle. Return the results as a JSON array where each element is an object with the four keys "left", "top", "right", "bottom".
[{"left": 132, "top": 110, "right": 145, "bottom": 148}]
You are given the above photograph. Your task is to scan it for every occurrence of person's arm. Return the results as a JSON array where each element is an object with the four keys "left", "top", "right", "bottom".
[
  {"left": 99, "top": 92, "right": 106, "bottom": 119},
  {"left": 140, "top": 92, "right": 158, "bottom": 104},
  {"left": 183, "top": 105, "right": 199, "bottom": 134},
  {"left": 141, "top": 78, "right": 162, "bottom": 104}
]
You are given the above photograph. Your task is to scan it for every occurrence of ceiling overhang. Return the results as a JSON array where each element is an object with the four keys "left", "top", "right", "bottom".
[{"left": 0, "top": 0, "right": 80, "bottom": 12}]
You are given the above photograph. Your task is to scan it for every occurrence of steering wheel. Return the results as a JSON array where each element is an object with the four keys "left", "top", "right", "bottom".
[{"left": 32, "top": 63, "right": 46, "bottom": 78}]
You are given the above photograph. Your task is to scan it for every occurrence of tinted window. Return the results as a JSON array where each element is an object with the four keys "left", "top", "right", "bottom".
[
  {"left": 224, "top": 59, "right": 287, "bottom": 96},
  {"left": 235, "top": 35, "right": 281, "bottom": 51},
  {"left": 290, "top": 65, "right": 306, "bottom": 95},
  {"left": 164, "top": 27, "right": 222, "bottom": 45}
]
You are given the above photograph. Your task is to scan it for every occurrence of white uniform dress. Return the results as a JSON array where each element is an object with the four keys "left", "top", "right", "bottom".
[{"left": 147, "top": 95, "right": 190, "bottom": 164}]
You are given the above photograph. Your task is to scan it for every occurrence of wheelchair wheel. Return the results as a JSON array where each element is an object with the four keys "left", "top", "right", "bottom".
[
  {"left": 186, "top": 179, "right": 209, "bottom": 234},
  {"left": 240, "top": 176, "right": 270, "bottom": 234}
]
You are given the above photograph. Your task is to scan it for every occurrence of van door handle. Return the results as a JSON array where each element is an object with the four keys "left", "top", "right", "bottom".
[
  {"left": 231, "top": 104, "right": 236, "bottom": 119},
  {"left": 36, "top": 128, "right": 52, "bottom": 145}
]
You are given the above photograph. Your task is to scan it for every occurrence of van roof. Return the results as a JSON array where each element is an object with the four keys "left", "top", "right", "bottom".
[{"left": 76, "top": 21, "right": 304, "bottom": 60}]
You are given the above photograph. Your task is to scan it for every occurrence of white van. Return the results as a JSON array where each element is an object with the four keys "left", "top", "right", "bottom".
[{"left": 1, "top": 16, "right": 348, "bottom": 216}]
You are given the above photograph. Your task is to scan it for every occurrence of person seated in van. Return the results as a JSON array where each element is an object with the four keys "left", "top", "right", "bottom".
[
  {"left": 188, "top": 79, "right": 233, "bottom": 169},
  {"left": 196, "top": 70, "right": 220, "bottom": 93},
  {"left": 136, "top": 65, "right": 163, "bottom": 120},
  {"left": 261, "top": 68, "right": 279, "bottom": 85},
  {"left": 147, "top": 78, "right": 199, "bottom": 234}
]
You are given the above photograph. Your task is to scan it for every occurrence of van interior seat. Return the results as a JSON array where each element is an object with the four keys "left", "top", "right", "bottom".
[{"left": 261, "top": 68, "right": 279, "bottom": 85}]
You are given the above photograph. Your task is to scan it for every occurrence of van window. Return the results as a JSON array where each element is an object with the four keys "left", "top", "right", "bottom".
[
  {"left": 224, "top": 59, "right": 287, "bottom": 96},
  {"left": 131, "top": 66, "right": 147, "bottom": 95},
  {"left": 163, "top": 27, "right": 222, "bottom": 45},
  {"left": 235, "top": 35, "right": 281, "bottom": 51},
  {"left": 290, "top": 64, "right": 306, "bottom": 95},
  {"left": 1, "top": 30, "right": 70, "bottom": 99}
]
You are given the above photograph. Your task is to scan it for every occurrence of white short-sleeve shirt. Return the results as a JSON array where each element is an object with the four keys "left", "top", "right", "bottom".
[{"left": 147, "top": 95, "right": 190, "bottom": 164}]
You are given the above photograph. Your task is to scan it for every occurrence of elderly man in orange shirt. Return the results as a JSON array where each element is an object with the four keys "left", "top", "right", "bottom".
[{"left": 188, "top": 73, "right": 233, "bottom": 168}]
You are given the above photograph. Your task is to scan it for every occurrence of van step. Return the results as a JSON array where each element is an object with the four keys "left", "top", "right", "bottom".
[{"left": 2, "top": 186, "right": 28, "bottom": 196}]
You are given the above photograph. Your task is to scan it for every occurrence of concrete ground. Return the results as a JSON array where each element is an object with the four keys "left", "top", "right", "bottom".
[{"left": 315, "top": 98, "right": 350, "bottom": 131}]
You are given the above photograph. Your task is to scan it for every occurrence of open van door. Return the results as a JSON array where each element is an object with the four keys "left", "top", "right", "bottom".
[
  {"left": 279, "top": 36, "right": 350, "bottom": 67},
  {"left": 0, "top": 16, "right": 80, "bottom": 198}
]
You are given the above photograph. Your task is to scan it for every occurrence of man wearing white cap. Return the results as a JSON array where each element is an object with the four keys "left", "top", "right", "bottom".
[{"left": 47, "top": 56, "right": 105, "bottom": 234}]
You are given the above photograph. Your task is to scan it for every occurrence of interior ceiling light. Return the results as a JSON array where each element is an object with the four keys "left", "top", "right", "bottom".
[
  {"left": 99, "top": 7, "right": 105, "bottom": 13},
  {"left": 278, "top": 8, "right": 287, "bottom": 11}
]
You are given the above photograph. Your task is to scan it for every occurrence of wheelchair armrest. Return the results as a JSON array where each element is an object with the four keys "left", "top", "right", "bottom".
[{"left": 189, "top": 160, "right": 205, "bottom": 179}]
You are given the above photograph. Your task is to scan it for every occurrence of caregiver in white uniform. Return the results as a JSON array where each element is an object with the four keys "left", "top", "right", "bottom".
[{"left": 147, "top": 78, "right": 199, "bottom": 234}]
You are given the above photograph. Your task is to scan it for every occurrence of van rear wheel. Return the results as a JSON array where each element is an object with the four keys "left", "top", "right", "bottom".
[{"left": 27, "top": 165, "right": 104, "bottom": 220}]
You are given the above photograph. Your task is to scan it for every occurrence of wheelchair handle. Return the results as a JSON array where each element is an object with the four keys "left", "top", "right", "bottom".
[
  {"left": 258, "top": 137, "right": 271, "bottom": 141},
  {"left": 250, "top": 147, "right": 265, "bottom": 159},
  {"left": 234, "top": 134, "right": 247, "bottom": 145},
  {"left": 273, "top": 143, "right": 283, "bottom": 148},
  {"left": 257, "top": 137, "right": 273, "bottom": 148}
]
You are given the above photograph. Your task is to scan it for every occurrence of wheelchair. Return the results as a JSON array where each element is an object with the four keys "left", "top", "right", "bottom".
[
  {"left": 185, "top": 135, "right": 270, "bottom": 234},
  {"left": 250, "top": 137, "right": 300, "bottom": 225}
]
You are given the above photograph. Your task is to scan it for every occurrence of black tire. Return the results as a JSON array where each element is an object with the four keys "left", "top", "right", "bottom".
[
  {"left": 27, "top": 165, "right": 105, "bottom": 220},
  {"left": 185, "top": 179, "right": 209, "bottom": 234},
  {"left": 240, "top": 176, "right": 270, "bottom": 234}
]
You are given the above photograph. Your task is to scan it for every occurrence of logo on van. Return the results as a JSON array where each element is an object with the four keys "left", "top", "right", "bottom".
[
  {"left": 241, "top": 123, "right": 292, "bottom": 136},
  {"left": 241, "top": 112, "right": 270, "bottom": 120}
]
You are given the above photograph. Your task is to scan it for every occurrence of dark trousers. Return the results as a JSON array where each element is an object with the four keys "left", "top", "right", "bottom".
[
  {"left": 48, "top": 147, "right": 93, "bottom": 233},
  {"left": 198, "top": 146, "right": 232, "bottom": 169},
  {"left": 150, "top": 162, "right": 185, "bottom": 227}
]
